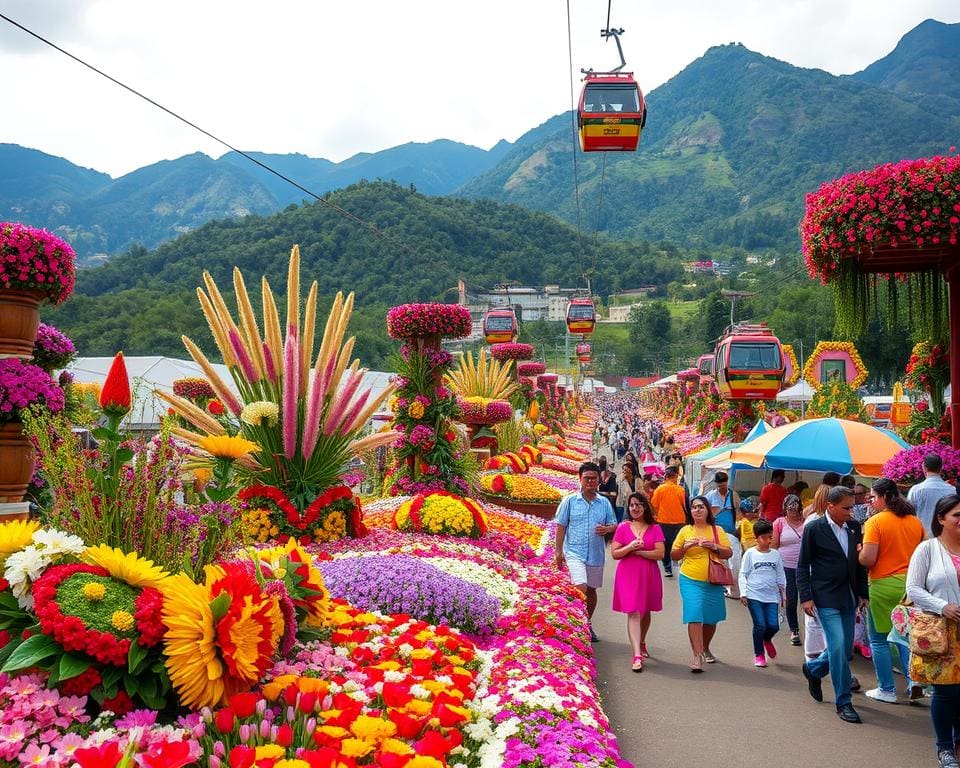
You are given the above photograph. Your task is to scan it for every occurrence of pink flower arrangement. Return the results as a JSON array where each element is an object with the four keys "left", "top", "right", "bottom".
[
  {"left": 386, "top": 302, "right": 472, "bottom": 339},
  {"left": 489, "top": 342, "right": 535, "bottom": 361},
  {"left": 538, "top": 373, "right": 558, "bottom": 384},
  {"left": 458, "top": 397, "right": 514, "bottom": 424},
  {"left": 882, "top": 441, "right": 960, "bottom": 485},
  {"left": 0, "top": 221, "right": 76, "bottom": 304},
  {"left": 801, "top": 154, "right": 960, "bottom": 283},
  {"left": 517, "top": 362, "right": 546, "bottom": 376},
  {"left": 31, "top": 323, "right": 76, "bottom": 372},
  {"left": 0, "top": 358, "right": 66, "bottom": 421}
]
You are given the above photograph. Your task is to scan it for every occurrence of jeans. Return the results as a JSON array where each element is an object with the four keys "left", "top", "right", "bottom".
[
  {"left": 747, "top": 599, "right": 780, "bottom": 656},
  {"left": 932, "top": 684, "right": 960, "bottom": 752},
  {"left": 806, "top": 602, "right": 856, "bottom": 707},
  {"left": 783, "top": 567, "right": 799, "bottom": 634},
  {"left": 615, "top": 506, "right": 625, "bottom": 523},
  {"left": 661, "top": 523, "right": 683, "bottom": 574},
  {"left": 866, "top": 609, "right": 911, "bottom": 694}
]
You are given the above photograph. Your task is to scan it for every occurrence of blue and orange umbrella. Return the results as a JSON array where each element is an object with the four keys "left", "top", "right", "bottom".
[{"left": 724, "top": 417, "right": 908, "bottom": 477}]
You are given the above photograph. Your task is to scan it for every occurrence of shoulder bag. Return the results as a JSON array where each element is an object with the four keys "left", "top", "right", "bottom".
[{"left": 707, "top": 526, "right": 734, "bottom": 586}]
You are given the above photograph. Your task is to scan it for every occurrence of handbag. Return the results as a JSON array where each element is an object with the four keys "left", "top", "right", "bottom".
[
  {"left": 890, "top": 595, "right": 914, "bottom": 638},
  {"left": 707, "top": 526, "right": 734, "bottom": 586},
  {"left": 910, "top": 611, "right": 951, "bottom": 658}
]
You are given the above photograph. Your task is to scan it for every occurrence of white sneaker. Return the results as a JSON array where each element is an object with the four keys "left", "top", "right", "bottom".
[{"left": 864, "top": 687, "right": 897, "bottom": 704}]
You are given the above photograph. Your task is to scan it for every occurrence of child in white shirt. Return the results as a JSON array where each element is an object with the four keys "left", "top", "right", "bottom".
[{"left": 738, "top": 519, "right": 787, "bottom": 668}]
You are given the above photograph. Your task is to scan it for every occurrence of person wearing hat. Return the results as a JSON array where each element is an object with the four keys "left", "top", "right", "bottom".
[{"left": 736, "top": 498, "right": 759, "bottom": 553}]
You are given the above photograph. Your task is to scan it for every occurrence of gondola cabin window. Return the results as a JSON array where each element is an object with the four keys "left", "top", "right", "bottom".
[{"left": 728, "top": 343, "right": 781, "bottom": 371}]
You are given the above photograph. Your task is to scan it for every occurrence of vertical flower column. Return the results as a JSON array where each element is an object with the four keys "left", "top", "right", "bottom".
[{"left": 386, "top": 303, "right": 473, "bottom": 495}]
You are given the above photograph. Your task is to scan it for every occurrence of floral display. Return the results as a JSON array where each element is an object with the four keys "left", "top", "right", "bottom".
[
  {"left": 0, "top": 358, "right": 65, "bottom": 422},
  {"left": 386, "top": 302, "right": 473, "bottom": 340},
  {"left": 0, "top": 221, "right": 76, "bottom": 304},
  {"left": 802, "top": 340, "right": 869, "bottom": 390},
  {"left": 489, "top": 342, "right": 535, "bottom": 362},
  {"left": 480, "top": 473, "right": 563, "bottom": 504},
  {"left": 457, "top": 396, "right": 514, "bottom": 425},
  {"left": 806, "top": 381, "right": 868, "bottom": 421},
  {"left": 393, "top": 491, "right": 489, "bottom": 537},
  {"left": 802, "top": 154, "right": 960, "bottom": 283},
  {"left": 447, "top": 347, "right": 518, "bottom": 401},
  {"left": 30, "top": 323, "right": 77, "bottom": 372},
  {"left": 882, "top": 441, "right": 960, "bottom": 486},
  {"left": 172, "top": 376, "right": 216, "bottom": 402},
  {"left": 781, "top": 343, "right": 800, "bottom": 386},
  {"left": 517, "top": 362, "right": 546, "bottom": 377},
  {"left": 905, "top": 339, "right": 950, "bottom": 416},
  {"left": 239, "top": 483, "right": 367, "bottom": 543},
  {"left": 319, "top": 554, "right": 501, "bottom": 635}
]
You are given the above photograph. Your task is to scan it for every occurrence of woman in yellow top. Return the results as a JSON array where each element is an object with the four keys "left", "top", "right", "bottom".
[{"left": 671, "top": 495, "right": 733, "bottom": 672}]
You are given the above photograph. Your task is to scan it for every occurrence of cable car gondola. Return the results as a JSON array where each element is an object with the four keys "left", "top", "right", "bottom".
[
  {"left": 713, "top": 323, "right": 785, "bottom": 401},
  {"left": 566, "top": 298, "right": 596, "bottom": 335},
  {"left": 576, "top": 342, "right": 592, "bottom": 363},
  {"left": 482, "top": 307, "right": 518, "bottom": 344},
  {"left": 578, "top": 72, "right": 646, "bottom": 152}
]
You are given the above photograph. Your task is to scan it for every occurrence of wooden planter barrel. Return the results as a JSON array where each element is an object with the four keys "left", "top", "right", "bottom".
[
  {"left": 0, "top": 421, "right": 34, "bottom": 503},
  {"left": 480, "top": 493, "right": 557, "bottom": 521},
  {"left": 0, "top": 289, "right": 44, "bottom": 357}
]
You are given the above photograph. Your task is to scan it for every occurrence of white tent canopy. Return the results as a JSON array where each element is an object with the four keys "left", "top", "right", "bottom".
[
  {"left": 647, "top": 374, "right": 678, "bottom": 388},
  {"left": 776, "top": 380, "right": 815, "bottom": 403}
]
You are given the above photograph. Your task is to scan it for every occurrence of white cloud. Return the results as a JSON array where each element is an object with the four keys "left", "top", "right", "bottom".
[{"left": 0, "top": 0, "right": 957, "bottom": 176}]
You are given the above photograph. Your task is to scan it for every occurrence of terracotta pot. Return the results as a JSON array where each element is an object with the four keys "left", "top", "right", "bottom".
[
  {"left": 0, "top": 421, "right": 35, "bottom": 503},
  {"left": 0, "top": 289, "right": 44, "bottom": 357}
]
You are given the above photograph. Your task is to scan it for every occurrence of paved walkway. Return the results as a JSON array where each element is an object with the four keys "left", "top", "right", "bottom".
[{"left": 589, "top": 448, "right": 934, "bottom": 767}]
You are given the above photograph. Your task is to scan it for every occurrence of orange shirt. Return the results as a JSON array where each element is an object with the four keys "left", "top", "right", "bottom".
[
  {"left": 651, "top": 480, "right": 687, "bottom": 525},
  {"left": 862, "top": 510, "right": 925, "bottom": 580}
]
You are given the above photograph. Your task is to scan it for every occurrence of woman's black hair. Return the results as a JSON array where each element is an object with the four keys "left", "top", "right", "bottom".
[
  {"left": 689, "top": 495, "right": 715, "bottom": 525},
  {"left": 626, "top": 492, "right": 655, "bottom": 525},
  {"left": 932, "top": 493, "right": 960, "bottom": 537},
  {"left": 871, "top": 477, "right": 916, "bottom": 518}
]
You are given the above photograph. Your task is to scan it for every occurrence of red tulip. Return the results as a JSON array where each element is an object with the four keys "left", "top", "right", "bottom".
[{"left": 99, "top": 352, "right": 131, "bottom": 416}]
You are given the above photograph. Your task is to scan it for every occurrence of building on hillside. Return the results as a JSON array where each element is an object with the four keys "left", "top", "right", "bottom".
[
  {"left": 462, "top": 284, "right": 582, "bottom": 326},
  {"left": 606, "top": 303, "right": 643, "bottom": 323}
]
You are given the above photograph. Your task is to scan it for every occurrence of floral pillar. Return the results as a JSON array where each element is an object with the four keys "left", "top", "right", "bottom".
[{"left": 386, "top": 303, "right": 473, "bottom": 495}]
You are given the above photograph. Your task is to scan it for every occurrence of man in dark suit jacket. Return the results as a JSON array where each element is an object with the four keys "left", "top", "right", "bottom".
[{"left": 797, "top": 485, "right": 869, "bottom": 723}]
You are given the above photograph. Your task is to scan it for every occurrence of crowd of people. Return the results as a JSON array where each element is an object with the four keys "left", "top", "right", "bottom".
[{"left": 557, "top": 400, "right": 960, "bottom": 768}]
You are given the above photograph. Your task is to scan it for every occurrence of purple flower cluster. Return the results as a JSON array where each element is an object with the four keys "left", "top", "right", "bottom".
[
  {"left": 882, "top": 442, "right": 960, "bottom": 485},
  {"left": 0, "top": 358, "right": 65, "bottom": 421},
  {"left": 0, "top": 221, "right": 76, "bottom": 304},
  {"left": 386, "top": 303, "right": 472, "bottom": 340},
  {"left": 319, "top": 554, "right": 501, "bottom": 636},
  {"left": 399, "top": 343, "right": 454, "bottom": 370},
  {"left": 497, "top": 710, "right": 625, "bottom": 768},
  {"left": 408, "top": 424, "right": 435, "bottom": 447},
  {"left": 31, "top": 323, "right": 77, "bottom": 372}
]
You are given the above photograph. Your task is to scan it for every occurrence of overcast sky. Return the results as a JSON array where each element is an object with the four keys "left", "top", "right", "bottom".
[{"left": 1, "top": 0, "right": 957, "bottom": 178}]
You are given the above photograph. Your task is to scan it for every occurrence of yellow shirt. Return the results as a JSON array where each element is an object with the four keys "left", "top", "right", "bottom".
[
  {"left": 738, "top": 518, "right": 757, "bottom": 550},
  {"left": 674, "top": 524, "right": 732, "bottom": 581}
]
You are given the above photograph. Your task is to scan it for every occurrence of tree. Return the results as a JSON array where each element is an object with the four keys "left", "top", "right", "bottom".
[
  {"left": 700, "top": 291, "right": 729, "bottom": 347},
  {"left": 628, "top": 302, "right": 672, "bottom": 374}
]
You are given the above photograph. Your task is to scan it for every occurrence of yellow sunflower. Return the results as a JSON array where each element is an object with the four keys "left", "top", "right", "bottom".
[
  {"left": 81, "top": 545, "right": 170, "bottom": 589},
  {"left": 198, "top": 434, "right": 260, "bottom": 461},
  {"left": 160, "top": 574, "right": 224, "bottom": 709},
  {"left": 0, "top": 519, "right": 41, "bottom": 560}
]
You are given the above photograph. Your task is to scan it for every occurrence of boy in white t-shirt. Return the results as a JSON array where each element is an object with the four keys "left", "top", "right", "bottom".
[{"left": 738, "top": 519, "right": 787, "bottom": 668}]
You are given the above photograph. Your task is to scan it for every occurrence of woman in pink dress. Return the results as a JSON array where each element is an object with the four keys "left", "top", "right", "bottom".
[{"left": 612, "top": 491, "right": 665, "bottom": 672}]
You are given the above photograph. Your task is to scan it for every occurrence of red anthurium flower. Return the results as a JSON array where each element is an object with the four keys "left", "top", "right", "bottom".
[
  {"left": 99, "top": 352, "right": 131, "bottom": 416},
  {"left": 228, "top": 746, "right": 256, "bottom": 768},
  {"left": 73, "top": 742, "right": 124, "bottom": 768}
]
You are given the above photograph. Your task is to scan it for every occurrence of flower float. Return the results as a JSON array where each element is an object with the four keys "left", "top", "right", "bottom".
[
  {"left": 393, "top": 491, "right": 488, "bottom": 537},
  {"left": 489, "top": 342, "right": 535, "bottom": 361},
  {"left": 802, "top": 340, "right": 868, "bottom": 390}
]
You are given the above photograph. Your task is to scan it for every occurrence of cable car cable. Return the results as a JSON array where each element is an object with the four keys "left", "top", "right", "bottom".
[
  {"left": 0, "top": 12, "right": 455, "bottom": 280},
  {"left": 565, "top": 0, "right": 587, "bottom": 283}
]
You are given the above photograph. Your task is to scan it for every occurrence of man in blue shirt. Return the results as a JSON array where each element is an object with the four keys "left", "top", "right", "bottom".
[{"left": 555, "top": 461, "right": 618, "bottom": 642}]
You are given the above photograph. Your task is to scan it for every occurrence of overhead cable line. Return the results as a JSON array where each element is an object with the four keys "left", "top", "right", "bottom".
[
  {"left": 0, "top": 12, "right": 448, "bottom": 275},
  {"left": 565, "top": 0, "right": 587, "bottom": 283}
]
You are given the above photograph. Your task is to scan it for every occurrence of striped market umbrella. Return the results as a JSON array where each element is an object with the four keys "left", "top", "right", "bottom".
[{"left": 724, "top": 417, "right": 908, "bottom": 477}]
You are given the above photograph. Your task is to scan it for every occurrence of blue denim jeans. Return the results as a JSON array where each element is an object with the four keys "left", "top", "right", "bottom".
[
  {"left": 660, "top": 523, "right": 683, "bottom": 574},
  {"left": 932, "top": 684, "right": 960, "bottom": 752},
  {"left": 746, "top": 599, "right": 780, "bottom": 656},
  {"left": 866, "top": 609, "right": 911, "bottom": 694},
  {"left": 806, "top": 602, "right": 856, "bottom": 707}
]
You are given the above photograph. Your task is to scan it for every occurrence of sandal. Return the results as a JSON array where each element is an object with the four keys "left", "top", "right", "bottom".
[
  {"left": 703, "top": 650, "right": 716, "bottom": 664},
  {"left": 690, "top": 654, "right": 703, "bottom": 673},
  {"left": 631, "top": 655, "right": 643, "bottom": 673},
  {"left": 639, "top": 643, "right": 650, "bottom": 659}
]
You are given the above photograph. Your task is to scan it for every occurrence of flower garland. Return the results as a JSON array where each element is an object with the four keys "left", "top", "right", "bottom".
[
  {"left": 386, "top": 303, "right": 473, "bottom": 339},
  {"left": 393, "top": 491, "right": 489, "bottom": 537},
  {"left": 0, "top": 221, "right": 76, "bottom": 304},
  {"left": 238, "top": 484, "right": 366, "bottom": 543},
  {"left": 489, "top": 342, "right": 534, "bottom": 361},
  {"left": 781, "top": 343, "right": 800, "bottom": 385},
  {"left": 802, "top": 341, "right": 869, "bottom": 390}
]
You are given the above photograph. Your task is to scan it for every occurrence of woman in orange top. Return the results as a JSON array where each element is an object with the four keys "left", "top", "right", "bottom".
[{"left": 858, "top": 477, "right": 925, "bottom": 703}]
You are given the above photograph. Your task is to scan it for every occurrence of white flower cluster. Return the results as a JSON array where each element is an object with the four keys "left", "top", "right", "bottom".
[
  {"left": 425, "top": 556, "right": 519, "bottom": 609},
  {"left": 4, "top": 528, "right": 86, "bottom": 609}
]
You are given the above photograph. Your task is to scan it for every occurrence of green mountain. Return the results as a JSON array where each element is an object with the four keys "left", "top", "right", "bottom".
[
  {"left": 45, "top": 181, "right": 685, "bottom": 365},
  {"left": 458, "top": 23, "right": 960, "bottom": 249}
]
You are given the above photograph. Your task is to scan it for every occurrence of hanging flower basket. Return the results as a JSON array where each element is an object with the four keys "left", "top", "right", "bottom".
[{"left": 386, "top": 303, "right": 472, "bottom": 340}]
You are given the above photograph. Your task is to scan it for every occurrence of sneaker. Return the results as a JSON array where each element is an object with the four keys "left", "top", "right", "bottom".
[
  {"left": 938, "top": 750, "right": 960, "bottom": 768},
  {"left": 763, "top": 640, "right": 777, "bottom": 660},
  {"left": 790, "top": 632, "right": 802, "bottom": 646},
  {"left": 754, "top": 654, "right": 767, "bottom": 667},
  {"left": 908, "top": 683, "right": 926, "bottom": 701},
  {"left": 864, "top": 687, "right": 897, "bottom": 704}
]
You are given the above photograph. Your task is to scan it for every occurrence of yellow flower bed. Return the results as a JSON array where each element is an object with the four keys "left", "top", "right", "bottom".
[
  {"left": 394, "top": 492, "right": 488, "bottom": 537},
  {"left": 242, "top": 507, "right": 279, "bottom": 543},
  {"left": 480, "top": 473, "right": 562, "bottom": 504}
]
